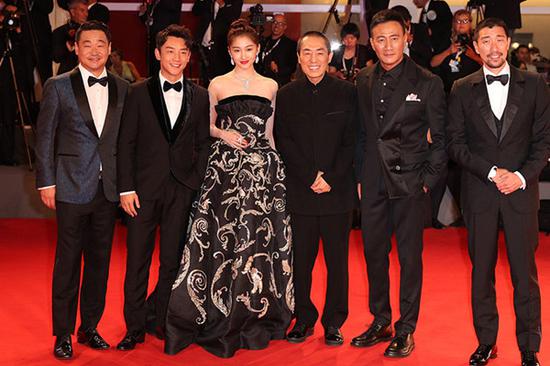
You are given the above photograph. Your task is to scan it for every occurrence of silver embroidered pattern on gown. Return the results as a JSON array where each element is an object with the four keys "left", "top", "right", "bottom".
[{"left": 165, "top": 95, "right": 294, "bottom": 358}]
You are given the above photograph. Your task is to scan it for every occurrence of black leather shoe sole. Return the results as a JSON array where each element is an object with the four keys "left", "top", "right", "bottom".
[
  {"left": 350, "top": 334, "right": 393, "bottom": 348},
  {"left": 384, "top": 343, "right": 415, "bottom": 358},
  {"left": 469, "top": 353, "right": 497, "bottom": 366},
  {"left": 325, "top": 337, "right": 344, "bottom": 346},
  {"left": 286, "top": 328, "right": 314, "bottom": 344}
]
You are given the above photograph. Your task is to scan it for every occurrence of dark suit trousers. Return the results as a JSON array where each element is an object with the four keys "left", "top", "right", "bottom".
[
  {"left": 465, "top": 200, "right": 541, "bottom": 352},
  {"left": 123, "top": 176, "right": 195, "bottom": 334},
  {"left": 292, "top": 212, "right": 351, "bottom": 329},
  {"left": 361, "top": 178, "right": 426, "bottom": 334},
  {"left": 52, "top": 182, "right": 117, "bottom": 336}
]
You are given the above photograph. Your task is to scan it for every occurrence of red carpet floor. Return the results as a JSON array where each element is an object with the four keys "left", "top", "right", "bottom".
[{"left": 0, "top": 218, "right": 549, "bottom": 366}]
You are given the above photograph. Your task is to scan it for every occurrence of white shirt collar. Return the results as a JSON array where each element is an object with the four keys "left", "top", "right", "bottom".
[
  {"left": 79, "top": 64, "right": 107, "bottom": 83},
  {"left": 483, "top": 62, "right": 510, "bottom": 77},
  {"left": 159, "top": 71, "right": 184, "bottom": 92}
]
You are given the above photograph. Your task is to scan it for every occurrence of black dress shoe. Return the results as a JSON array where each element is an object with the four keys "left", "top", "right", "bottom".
[
  {"left": 53, "top": 335, "right": 73, "bottom": 360},
  {"left": 384, "top": 333, "right": 415, "bottom": 358},
  {"left": 286, "top": 323, "right": 314, "bottom": 343},
  {"left": 350, "top": 323, "right": 393, "bottom": 347},
  {"left": 469, "top": 344, "right": 497, "bottom": 365},
  {"left": 77, "top": 328, "right": 110, "bottom": 350},
  {"left": 521, "top": 351, "right": 540, "bottom": 366},
  {"left": 324, "top": 326, "right": 344, "bottom": 346},
  {"left": 116, "top": 333, "right": 145, "bottom": 351}
]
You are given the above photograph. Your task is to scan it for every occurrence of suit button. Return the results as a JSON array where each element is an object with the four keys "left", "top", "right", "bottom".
[{"left": 395, "top": 165, "right": 401, "bottom": 171}]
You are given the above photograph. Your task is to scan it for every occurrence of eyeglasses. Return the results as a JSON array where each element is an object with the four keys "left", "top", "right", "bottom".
[
  {"left": 455, "top": 19, "right": 470, "bottom": 24},
  {"left": 273, "top": 21, "right": 287, "bottom": 27}
]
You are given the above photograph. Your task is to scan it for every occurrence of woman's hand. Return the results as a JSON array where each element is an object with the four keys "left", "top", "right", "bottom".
[{"left": 221, "top": 129, "right": 249, "bottom": 149}]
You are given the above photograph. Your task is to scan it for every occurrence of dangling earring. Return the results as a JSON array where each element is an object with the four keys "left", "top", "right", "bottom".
[
  {"left": 231, "top": 58, "right": 234, "bottom": 66},
  {"left": 255, "top": 53, "right": 259, "bottom": 63}
]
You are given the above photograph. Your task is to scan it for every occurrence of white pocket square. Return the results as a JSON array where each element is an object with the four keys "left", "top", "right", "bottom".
[{"left": 405, "top": 93, "right": 421, "bottom": 102}]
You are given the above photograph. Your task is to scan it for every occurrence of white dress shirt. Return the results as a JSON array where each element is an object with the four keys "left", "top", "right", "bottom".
[{"left": 159, "top": 72, "right": 184, "bottom": 128}]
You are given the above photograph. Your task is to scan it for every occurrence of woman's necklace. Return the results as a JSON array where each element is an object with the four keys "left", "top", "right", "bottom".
[{"left": 233, "top": 72, "right": 255, "bottom": 90}]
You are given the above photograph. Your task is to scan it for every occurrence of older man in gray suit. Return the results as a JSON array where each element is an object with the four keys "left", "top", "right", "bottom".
[{"left": 35, "top": 21, "right": 128, "bottom": 360}]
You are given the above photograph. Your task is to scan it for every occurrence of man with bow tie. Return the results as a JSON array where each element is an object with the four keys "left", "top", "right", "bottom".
[
  {"left": 447, "top": 18, "right": 550, "bottom": 366},
  {"left": 35, "top": 21, "right": 129, "bottom": 359},
  {"left": 353, "top": 9, "right": 446, "bottom": 358},
  {"left": 116, "top": 24, "right": 210, "bottom": 351}
]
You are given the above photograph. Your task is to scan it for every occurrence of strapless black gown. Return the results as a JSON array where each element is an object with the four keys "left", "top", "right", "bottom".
[{"left": 165, "top": 95, "right": 294, "bottom": 358}]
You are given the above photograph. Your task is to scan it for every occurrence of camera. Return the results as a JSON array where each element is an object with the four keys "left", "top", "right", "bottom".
[
  {"left": 457, "top": 33, "right": 470, "bottom": 47},
  {"left": 249, "top": 4, "right": 265, "bottom": 28},
  {"left": 1, "top": 8, "right": 21, "bottom": 32}
]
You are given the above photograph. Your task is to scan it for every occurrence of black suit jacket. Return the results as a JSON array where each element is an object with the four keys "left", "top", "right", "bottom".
[
  {"left": 117, "top": 76, "right": 210, "bottom": 199},
  {"left": 447, "top": 67, "right": 550, "bottom": 214},
  {"left": 52, "top": 22, "right": 79, "bottom": 75},
  {"left": 409, "top": 23, "right": 432, "bottom": 69},
  {"left": 193, "top": 0, "right": 243, "bottom": 77},
  {"left": 88, "top": 2, "right": 110, "bottom": 24},
  {"left": 36, "top": 68, "right": 129, "bottom": 203},
  {"left": 275, "top": 75, "right": 358, "bottom": 215},
  {"left": 355, "top": 56, "right": 447, "bottom": 199},
  {"left": 484, "top": 0, "right": 525, "bottom": 30},
  {"left": 149, "top": 0, "right": 182, "bottom": 35},
  {"left": 258, "top": 35, "right": 297, "bottom": 86},
  {"left": 426, "top": 0, "right": 452, "bottom": 54}
]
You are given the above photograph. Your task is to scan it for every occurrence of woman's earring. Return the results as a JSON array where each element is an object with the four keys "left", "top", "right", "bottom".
[
  {"left": 231, "top": 58, "right": 235, "bottom": 66},
  {"left": 255, "top": 54, "right": 259, "bottom": 63}
]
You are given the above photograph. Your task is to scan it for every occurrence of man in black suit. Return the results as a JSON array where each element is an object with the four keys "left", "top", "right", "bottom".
[
  {"left": 257, "top": 13, "right": 297, "bottom": 87},
  {"left": 484, "top": 0, "right": 525, "bottom": 32},
  {"left": 192, "top": 0, "right": 242, "bottom": 84},
  {"left": 35, "top": 21, "right": 128, "bottom": 360},
  {"left": 352, "top": 10, "right": 446, "bottom": 358},
  {"left": 413, "top": 0, "right": 452, "bottom": 54},
  {"left": 447, "top": 18, "right": 550, "bottom": 366},
  {"left": 88, "top": 0, "right": 110, "bottom": 24},
  {"left": 52, "top": 0, "right": 88, "bottom": 75},
  {"left": 116, "top": 24, "right": 210, "bottom": 351},
  {"left": 276, "top": 31, "right": 357, "bottom": 347},
  {"left": 391, "top": 5, "right": 432, "bottom": 69}
]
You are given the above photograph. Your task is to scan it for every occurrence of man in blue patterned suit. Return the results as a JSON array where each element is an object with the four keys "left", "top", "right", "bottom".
[{"left": 35, "top": 21, "right": 128, "bottom": 360}]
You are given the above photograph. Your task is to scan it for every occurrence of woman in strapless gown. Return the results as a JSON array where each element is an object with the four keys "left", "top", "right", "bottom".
[{"left": 164, "top": 19, "right": 294, "bottom": 358}]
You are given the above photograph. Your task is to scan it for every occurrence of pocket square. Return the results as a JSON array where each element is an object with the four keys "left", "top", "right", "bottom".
[{"left": 405, "top": 93, "right": 421, "bottom": 102}]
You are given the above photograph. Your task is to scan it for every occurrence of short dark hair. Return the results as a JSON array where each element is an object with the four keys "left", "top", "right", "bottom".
[
  {"left": 227, "top": 19, "right": 259, "bottom": 46},
  {"left": 340, "top": 22, "right": 360, "bottom": 40},
  {"left": 370, "top": 9, "right": 407, "bottom": 35},
  {"left": 75, "top": 21, "right": 112, "bottom": 43},
  {"left": 297, "top": 31, "right": 331, "bottom": 54},
  {"left": 391, "top": 5, "right": 411, "bottom": 22},
  {"left": 473, "top": 17, "right": 509, "bottom": 41},
  {"left": 156, "top": 24, "right": 193, "bottom": 50},
  {"left": 516, "top": 44, "right": 529, "bottom": 52}
]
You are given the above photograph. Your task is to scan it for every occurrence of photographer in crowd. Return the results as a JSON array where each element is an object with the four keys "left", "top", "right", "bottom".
[
  {"left": 328, "top": 22, "right": 373, "bottom": 83},
  {"left": 52, "top": 0, "right": 87, "bottom": 75}
]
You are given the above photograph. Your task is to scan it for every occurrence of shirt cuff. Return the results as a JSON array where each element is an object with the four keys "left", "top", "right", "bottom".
[
  {"left": 120, "top": 191, "right": 136, "bottom": 196},
  {"left": 38, "top": 185, "right": 56, "bottom": 190},
  {"left": 487, "top": 166, "right": 497, "bottom": 182},
  {"left": 514, "top": 171, "right": 527, "bottom": 190}
]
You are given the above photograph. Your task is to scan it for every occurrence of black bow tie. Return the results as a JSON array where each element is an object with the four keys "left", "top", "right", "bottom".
[
  {"left": 486, "top": 74, "right": 509, "bottom": 86},
  {"left": 163, "top": 80, "right": 182, "bottom": 92},
  {"left": 88, "top": 76, "right": 108, "bottom": 87}
]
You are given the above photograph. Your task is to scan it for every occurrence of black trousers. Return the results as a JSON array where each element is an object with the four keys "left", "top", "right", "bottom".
[
  {"left": 52, "top": 182, "right": 117, "bottom": 336},
  {"left": 123, "top": 177, "right": 195, "bottom": 334},
  {"left": 431, "top": 160, "right": 462, "bottom": 221},
  {"left": 465, "top": 201, "right": 541, "bottom": 352},
  {"left": 361, "top": 181, "right": 427, "bottom": 334},
  {"left": 292, "top": 212, "right": 351, "bottom": 329}
]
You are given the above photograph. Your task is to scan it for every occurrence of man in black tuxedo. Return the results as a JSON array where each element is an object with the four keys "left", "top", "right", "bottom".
[
  {"left": 116, "top": 24, "right": 210, "bottom": 351},
  {"left": 35, "top": 21, "right": 128, "bottom": 360},
  {"left": 257, "top": 13, "right": 297, "bottom": 87},
  {"left": 276, "top": 31, "right": 357, "bottom": 347},
  {"left": 413, "top": 0, "right": 452, "bottom": 54},
  {"left": 192, "top": 0, "right": 242, "bottom": 84},
  {"left": 52, "top": 0, "right": 88, "bottom": 75},
  {"left": 447, "top": 18, "right": 550, "bottom": 366},
  {"left": 352, "top": 10, "right": 446, "bottom": 358}
]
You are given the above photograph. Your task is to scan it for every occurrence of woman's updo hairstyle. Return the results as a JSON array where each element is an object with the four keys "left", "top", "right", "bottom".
[{"left": 227, "top": 19, "right": 259, "bottom": 46}]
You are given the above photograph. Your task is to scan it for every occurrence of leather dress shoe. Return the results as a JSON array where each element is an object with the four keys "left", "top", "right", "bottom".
[
  {"left": 351, "top": 323, "right": 393, "bottom": 347},
  {"left": 77, "top": 328, "right": 110, "bottom": 350},
  {"left": 384, "top": 333, "right": 415, "bottom": 358},
  {"left": 53, "top": 335, "right": 73, "bottom": 360},
  {"left": 116, "top": 333, "right": 145, "bottom": 351},
  {"left": 286, "top": 323, "right": 314, "bottom": 343},
  {"left": 469, "top": 344, "right": 497, "bottom": 365},
  {"left": 324, "top": 326, "right": 344, "bottom": 346},
  {"left": 521, "top": 351, "right": 540, "bottom": 366}
]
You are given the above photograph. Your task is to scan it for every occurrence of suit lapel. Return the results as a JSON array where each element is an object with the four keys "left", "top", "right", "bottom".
[
  {"left": 70, "top": 68, "right": 98, "bottom": 139},
  {"left": 500, "top": 67, "right": 524, "bottom": 143},
  {"left": 171, "top": 78, "right": 194, "bottom": 141},
  {"left": 99, "top": 72, "right": 118, "bottom": 140},
  {"left": 471, "top": 69, "right": 499, "bottom": 138},
  {"left": 147, "top": 76, "right": 171, "bottom": 143}
]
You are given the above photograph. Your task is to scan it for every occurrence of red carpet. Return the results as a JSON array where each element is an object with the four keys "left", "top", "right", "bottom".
[{"left": 0, "top": 218, "right": 548, "bottom": 365}]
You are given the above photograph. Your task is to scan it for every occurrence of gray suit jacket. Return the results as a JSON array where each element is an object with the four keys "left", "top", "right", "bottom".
[{"left": 35, "top": 68, "right": 128, "bottom": 204}]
